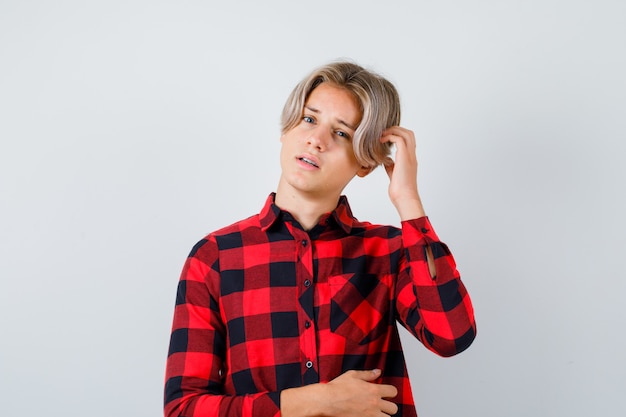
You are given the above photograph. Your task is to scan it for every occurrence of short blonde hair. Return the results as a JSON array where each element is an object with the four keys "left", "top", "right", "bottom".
[{"left": 281, "top": 61, "right": 401, "bottom": 169}]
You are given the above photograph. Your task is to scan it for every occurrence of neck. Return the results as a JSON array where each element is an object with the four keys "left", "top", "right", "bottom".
[{"left": 274, "top": 181, "right": 341, "bottom": 231}]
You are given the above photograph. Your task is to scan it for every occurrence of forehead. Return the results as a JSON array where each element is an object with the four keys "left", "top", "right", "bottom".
[{"left": 305, "top": 83, "right": 362, "bottom": 127}]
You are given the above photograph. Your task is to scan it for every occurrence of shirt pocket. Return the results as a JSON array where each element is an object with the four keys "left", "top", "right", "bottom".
[{"left": 328, "top": 273, "right": 393, "bottom": 345}]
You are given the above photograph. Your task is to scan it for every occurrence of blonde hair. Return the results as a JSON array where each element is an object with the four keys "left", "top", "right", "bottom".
[{"left": 281, "top": 61, "right": 401, "bottom": 169}]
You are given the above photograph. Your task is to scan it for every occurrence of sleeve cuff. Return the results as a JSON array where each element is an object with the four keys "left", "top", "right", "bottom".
[{"left": 400, "top": 216, "right": 442, "bottom": 246}]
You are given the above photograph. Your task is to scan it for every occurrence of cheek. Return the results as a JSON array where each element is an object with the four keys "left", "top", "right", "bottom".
[
  {"left": 336, "top": 154, "right": 361, "bottom": 176},
  {"left": 342, "top": 146, "right": 360, "bottom": 166}
]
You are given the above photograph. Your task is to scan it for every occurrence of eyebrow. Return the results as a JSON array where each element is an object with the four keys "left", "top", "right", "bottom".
[{"left": 304, "top": 105, "right": 357, "bottom": 131}]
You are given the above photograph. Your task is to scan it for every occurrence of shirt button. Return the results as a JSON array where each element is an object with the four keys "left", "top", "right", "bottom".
[
  {"left": 301, "top": 240, "right": 308, "bottom": 247},
  {"left": 305, "top": 360, "right": 313, "bottom": 369},
  {"left": 421, "top": 227, "right": 429, "bottom": 233},
  {"left": 304, "top": 279, "right": 311, "bottom": 287},
  {"left": 304, "top": 321, "right": 311, "bottom": 329}
]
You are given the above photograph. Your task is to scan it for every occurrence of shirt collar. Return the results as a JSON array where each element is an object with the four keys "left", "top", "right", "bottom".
[{"left": 259, "top": 193, "right": 355, "bottom": 234}]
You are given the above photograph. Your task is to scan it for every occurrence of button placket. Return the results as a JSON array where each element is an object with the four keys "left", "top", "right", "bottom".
[{"left": 294, "top": 230, "right": 318, "bottom": 382}]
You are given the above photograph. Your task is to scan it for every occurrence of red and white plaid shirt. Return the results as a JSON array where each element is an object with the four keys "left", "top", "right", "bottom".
[{"left": 164, "top": 193, "right": 476, "bottom": 417}]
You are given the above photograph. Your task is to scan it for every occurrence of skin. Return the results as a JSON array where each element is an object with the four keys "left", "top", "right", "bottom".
[
  {"left": 276, "top": 82, "right": 371, "bottom": 229},
  {"left": 276, "top": 83, "right": 433, "bottom": 416}
]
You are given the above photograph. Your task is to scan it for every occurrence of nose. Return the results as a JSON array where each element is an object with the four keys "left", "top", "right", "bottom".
[{"left": 306, "top": 127, "right": 331, "bottom": 151}]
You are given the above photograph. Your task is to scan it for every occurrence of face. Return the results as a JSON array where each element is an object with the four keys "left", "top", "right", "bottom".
[{"left": 278, "top": 83, "right": 369, "bottom": 202}]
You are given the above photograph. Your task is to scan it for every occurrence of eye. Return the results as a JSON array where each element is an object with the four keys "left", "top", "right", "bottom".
[
  {"left": 335, "top": 130, "right": 351, "bottom": 140},
  {"left": 303, "top": 116, "right": 315, "bottom": 124}
]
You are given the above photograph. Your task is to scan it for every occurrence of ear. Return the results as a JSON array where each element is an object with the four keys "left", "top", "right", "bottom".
[{"left": 356, "top": 166, "right": 373, "bottom": 178}]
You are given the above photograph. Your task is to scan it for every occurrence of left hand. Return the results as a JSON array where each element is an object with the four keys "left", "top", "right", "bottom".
[{"left": 380, "top": 126, "right": 426, "bottom": 220}]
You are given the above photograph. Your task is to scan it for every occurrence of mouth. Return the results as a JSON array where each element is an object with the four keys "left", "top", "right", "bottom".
[{"left": 298, "top": 156, "right": 319, "bottom": 168}]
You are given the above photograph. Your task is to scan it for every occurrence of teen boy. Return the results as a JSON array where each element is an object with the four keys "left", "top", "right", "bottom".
[{"left": 164, "top": 61, "right": 476, "bottom": 417}]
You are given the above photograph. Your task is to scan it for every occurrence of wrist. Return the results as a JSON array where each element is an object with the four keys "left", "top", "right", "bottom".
[
  {"left": 393, "top": 196, "right": 426, "bottom": 220},
  {"left": 281, "top": 383, "right": 327, "bottom": 417}
]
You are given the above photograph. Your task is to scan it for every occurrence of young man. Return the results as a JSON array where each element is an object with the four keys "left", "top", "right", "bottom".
[{"left": 164, "top": 61, "right": 476, "bottom": 417}]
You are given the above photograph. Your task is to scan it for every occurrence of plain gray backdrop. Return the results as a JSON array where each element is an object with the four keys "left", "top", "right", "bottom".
[{"left": 1, "top": 1, "right": 624, "bottom": 416}]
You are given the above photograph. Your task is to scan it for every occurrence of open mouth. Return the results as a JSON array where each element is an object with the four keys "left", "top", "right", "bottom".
[{"left": 298, "top": 157, "right": 319, "bottom": 168}]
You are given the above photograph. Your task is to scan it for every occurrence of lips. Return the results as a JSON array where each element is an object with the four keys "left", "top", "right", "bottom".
[
  {"left": 299, "top": 157, "right": 319, "bottom": 168},
  {"left": 297, "top": 154, "right": 320, "bottom": 168}
]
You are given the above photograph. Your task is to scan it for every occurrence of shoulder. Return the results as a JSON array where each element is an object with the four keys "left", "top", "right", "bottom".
[
  {"left": 189, "top": 213, "right": 262, "bottom": 258},
  {"left": 210, "top": 213, "right": 261, "bottom": 238}
]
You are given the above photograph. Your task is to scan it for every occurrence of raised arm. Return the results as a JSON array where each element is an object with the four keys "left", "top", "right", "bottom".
[
  {"left": 381, "top": 126, "right": 476, "bottom": 356},
  {"left": 380, "top": 127, "right": 435, "bottom": 276}
]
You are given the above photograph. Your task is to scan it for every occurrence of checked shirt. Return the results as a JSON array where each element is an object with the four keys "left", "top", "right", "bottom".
[{"left": 164, "top": 193, "right": 476, "bottom": 417}]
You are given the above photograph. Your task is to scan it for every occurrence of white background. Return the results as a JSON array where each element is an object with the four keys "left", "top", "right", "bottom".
[{"left": 1, "top": 1, "right": 624, "bottom": 416}]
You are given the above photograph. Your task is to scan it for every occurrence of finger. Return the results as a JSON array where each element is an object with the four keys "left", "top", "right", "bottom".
[
  {"left": 380, "top": 135, "right": 414, "bottom": 160},
  {"left": 381, "top": 127, "right": 416, "bottom": 148},
  {"left": 383, "top": 126, "right": 411, "bottom": 136},
  {"left": 379, "top": 131, "right": 403, "bottom": 145},
  {"left": 379, "top": 399, "right": 399, "bottom": 416},
  {"left": 378, "top": 383, "right": 398, "bottom": 399},
  {"left": 382, "top": 133, "right": 417, "bottom": 165},
  {"left": 349, "top": 368, "right": 382, "bottom": 382}
]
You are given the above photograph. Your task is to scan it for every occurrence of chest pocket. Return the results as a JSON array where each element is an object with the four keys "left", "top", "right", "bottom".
[{"left": 329, "top": 273, "right": 393, "bottom": 345}]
